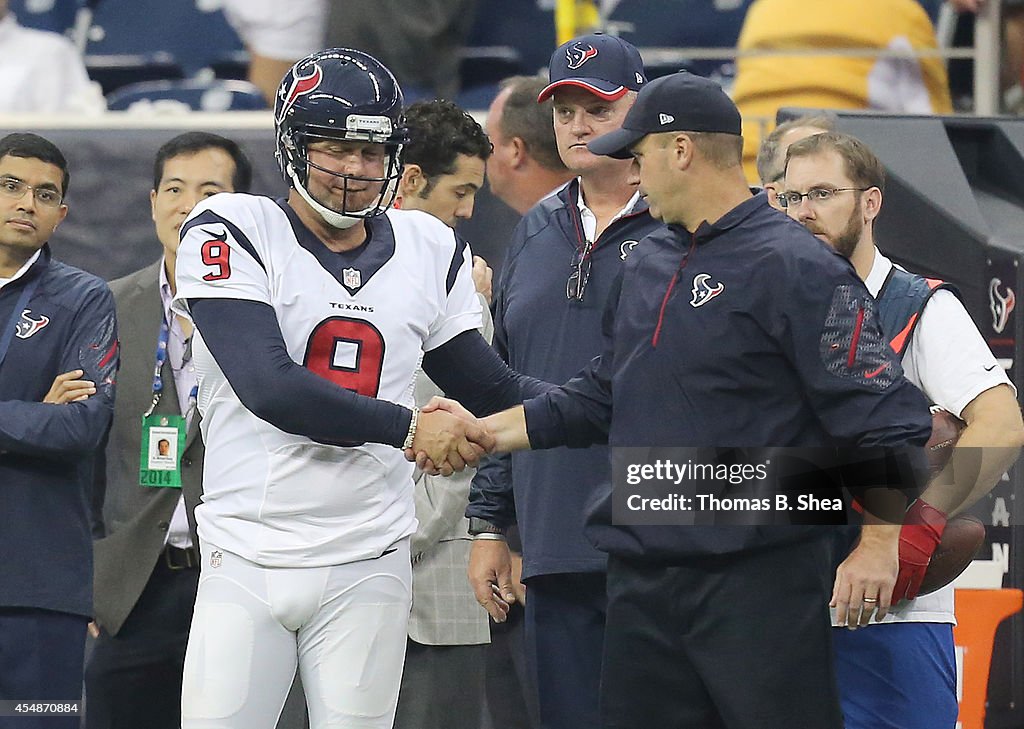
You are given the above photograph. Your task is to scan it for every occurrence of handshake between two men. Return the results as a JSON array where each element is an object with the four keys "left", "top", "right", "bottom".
[
  {"left": 402, "top": 396, "right": 525, "bottom": 476},
  {"left": 402, "top": 395, "right": 527, "bottom": 623}
]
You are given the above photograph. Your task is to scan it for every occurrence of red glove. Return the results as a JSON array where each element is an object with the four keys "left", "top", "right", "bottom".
[{"left": 891, "top": 500, "right": 948, "bottom": 603}]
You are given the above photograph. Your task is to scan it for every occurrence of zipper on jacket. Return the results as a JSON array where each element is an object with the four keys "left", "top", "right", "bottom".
[{"left": 652, "top": 234, "right": 697, "bottom": 348}]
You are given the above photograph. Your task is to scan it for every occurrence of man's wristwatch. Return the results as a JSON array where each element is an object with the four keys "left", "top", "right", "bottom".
[
  {"left": 468, "top": 517, "right": 507, "bottom": 541},
  {"left": 402, "top": 407, "right": 420, "bottom": 450}
]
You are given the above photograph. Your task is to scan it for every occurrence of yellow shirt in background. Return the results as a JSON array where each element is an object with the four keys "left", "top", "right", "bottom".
[{"left": 733, "top": 0, "right": 953, "bottom": 181}]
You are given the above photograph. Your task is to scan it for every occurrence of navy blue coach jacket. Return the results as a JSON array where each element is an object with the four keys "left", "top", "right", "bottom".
[
  {"left": 0, "top": 245, "right": 117, "bottom": 617},
  {"left": 524, "top": 193, "right": 932, "bottom": 560}
]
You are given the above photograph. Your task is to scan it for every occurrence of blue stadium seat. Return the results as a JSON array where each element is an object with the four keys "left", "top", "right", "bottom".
[
  {"left": 454, "top": 45, "right": 523, "bottom": 109},
  {"left": 459, "top": 46, "right": 524, "bottom": 89},
  {"left": 465, "top": 0, "right": 554, "bottom": 77},
  {"left": 207, "top": 50, "right": 251, "bottom": 82},
  {"left": 106, "top": 78, "right": 267, "bottom": 112},
  {"left": 456, "top": 83, "right": 501, "bottom": 111},
  {"left": 918, "top": 0, "right": 946, "bottom": 23},
  {"left": 85, "top": 0, "right": 244, "bottom": 76},
  {"left": 86, "top": 53, "right": 184, "bottom": 96},
  {"left": 609, "top": 0, "right": 754, "bottom": 48},
  {"left": 8, "top": 0, "right": 79, "bottom": 34},
  {"left": 609, "top": 0, "right": 754, "bottom": 80}
]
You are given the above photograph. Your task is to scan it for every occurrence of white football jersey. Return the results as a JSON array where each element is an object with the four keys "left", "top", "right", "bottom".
[{"left": 172, "top": 193, "right": 483, "bottom": 567}]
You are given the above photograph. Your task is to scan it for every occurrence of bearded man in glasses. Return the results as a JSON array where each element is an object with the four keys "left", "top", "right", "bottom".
[
  {"left": 464, "top": 33, "right": 662, "bottom": 729},
  {"left": 783, "top": 131, "right": 1024, "bottom": 729}
]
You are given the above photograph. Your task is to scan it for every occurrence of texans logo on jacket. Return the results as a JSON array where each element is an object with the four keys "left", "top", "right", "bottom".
[
  {"left": 15, "top": 308, "right": 49, "bottom": 339},
  {"left": 690, "top": 273, "right": 724, "bottom": 307}
]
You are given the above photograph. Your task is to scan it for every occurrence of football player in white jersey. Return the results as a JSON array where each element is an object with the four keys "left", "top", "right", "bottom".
[{"left": 171, "top": 48, "right": 547, "bottom": 729}]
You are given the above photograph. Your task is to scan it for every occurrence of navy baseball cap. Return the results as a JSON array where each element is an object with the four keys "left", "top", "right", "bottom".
[
  {"left": 587, "top": 72, "right": 742, "bottom": 159},
  {"left": 537, "top": 33, "right": 647, "bottom": 102}
]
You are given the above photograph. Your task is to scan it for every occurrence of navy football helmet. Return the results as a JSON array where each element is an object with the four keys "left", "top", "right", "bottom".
[{"left": 275, "top": 48, "right": 408, "bottom": 228}]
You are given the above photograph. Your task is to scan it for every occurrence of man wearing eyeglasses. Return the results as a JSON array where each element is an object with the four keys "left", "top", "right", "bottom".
[
  {"left": 464, "top": 33, "right": 662, "bottom": 729},
  {"left": 783, "top": 131, "right": 1024, "bottom": 729},
  {"left": 0, "top": 132, "right": 118, "bottom": 719}
]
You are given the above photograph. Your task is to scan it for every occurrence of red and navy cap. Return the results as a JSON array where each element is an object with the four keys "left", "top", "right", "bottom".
[{"left": 537, "top": 33, "right": 647, "bottom": 102}]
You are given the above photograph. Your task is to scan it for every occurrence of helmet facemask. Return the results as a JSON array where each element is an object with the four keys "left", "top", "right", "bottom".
[{"left": 281, "top": 129, "right": 404, "bottom": 230}]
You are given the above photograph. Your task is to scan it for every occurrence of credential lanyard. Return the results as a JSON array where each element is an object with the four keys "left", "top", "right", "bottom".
[
  {"left": 144, "top": 315, "right": 198, "bottom": 417},
  {"left": 0, "top": 277, "right": 42, "bottom": 371}
]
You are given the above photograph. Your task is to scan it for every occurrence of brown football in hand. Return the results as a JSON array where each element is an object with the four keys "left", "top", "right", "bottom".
[
  {"left": 926, "top": 407, "right": 966, "bottom": 478},
  {"left": 918, "top": 514, "right": 987, "bottom": 595}
]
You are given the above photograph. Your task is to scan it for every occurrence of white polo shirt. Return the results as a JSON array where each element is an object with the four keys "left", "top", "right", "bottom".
[{"left": 864, "top": 248, "right": 1013, "bottom": 624}]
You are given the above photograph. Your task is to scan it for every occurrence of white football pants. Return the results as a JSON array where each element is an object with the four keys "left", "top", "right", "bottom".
[{"left": 181, "top": 540, "right": 412, "bottom": 729}]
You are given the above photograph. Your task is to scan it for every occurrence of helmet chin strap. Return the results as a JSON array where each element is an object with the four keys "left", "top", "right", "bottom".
[
  {"left": 288, "top": 163, "right": 400, "bottom": 231},
  {"left": 289, "top": 167, "right": 363, "bottom": 230}
]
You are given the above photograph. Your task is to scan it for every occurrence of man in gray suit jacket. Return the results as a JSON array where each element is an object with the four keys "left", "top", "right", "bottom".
[
  {"left": 390, "top": 100, "right": 494, "bottom": 729},
  {"left": 85, "top": 132, "right": 252, "bottom": 729}
]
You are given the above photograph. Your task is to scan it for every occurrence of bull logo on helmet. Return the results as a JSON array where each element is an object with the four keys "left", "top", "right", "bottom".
[
  {"left": 690, "top": 273, "right": 725, "bottom": 308},
  {"left": 566, "top": 43, "right": 599, "bottom": 70},
  {"left": 277, "top": 63, "right": 323, "bottom": 122}
]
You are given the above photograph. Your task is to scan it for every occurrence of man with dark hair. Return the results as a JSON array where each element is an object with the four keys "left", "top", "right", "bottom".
[
  {"left": 390, "top": 97, "right": 494, "bottom": 729},
  {"left": 85, "top": 131, "right": 251, "bottom": 729},
  {"left": 465, "top": 33, "right": 663, "bottom": 729},
  {"left": 0, "top": 132, "right": 118, "bottom": 717},
  {"left": 782, "top": 130, "right": 1024, "bottom": 729},
  {"left": 396, "top": 99, "right": 492, "bottom": 228},
  {"left": 151, "top": 131, "right": 253, "bottom": 197},
  {"left": 755, "top": 113, "right": 835, "bottom": 208},
  {"left": 459, "top": 71, "right": 934, "bottom": 729},
  {"left": 486, "top": 76, "right": 573, "bottom": 217}
]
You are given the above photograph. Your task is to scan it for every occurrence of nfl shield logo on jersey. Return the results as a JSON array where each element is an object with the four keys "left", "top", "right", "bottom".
[{"left": 343, "top": 267, "right": 362, "bottom": 290}]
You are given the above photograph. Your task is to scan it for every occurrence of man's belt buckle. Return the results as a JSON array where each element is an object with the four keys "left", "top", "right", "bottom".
[{"left": 164, "top": 546, "right": 197, "bottom": 571}]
